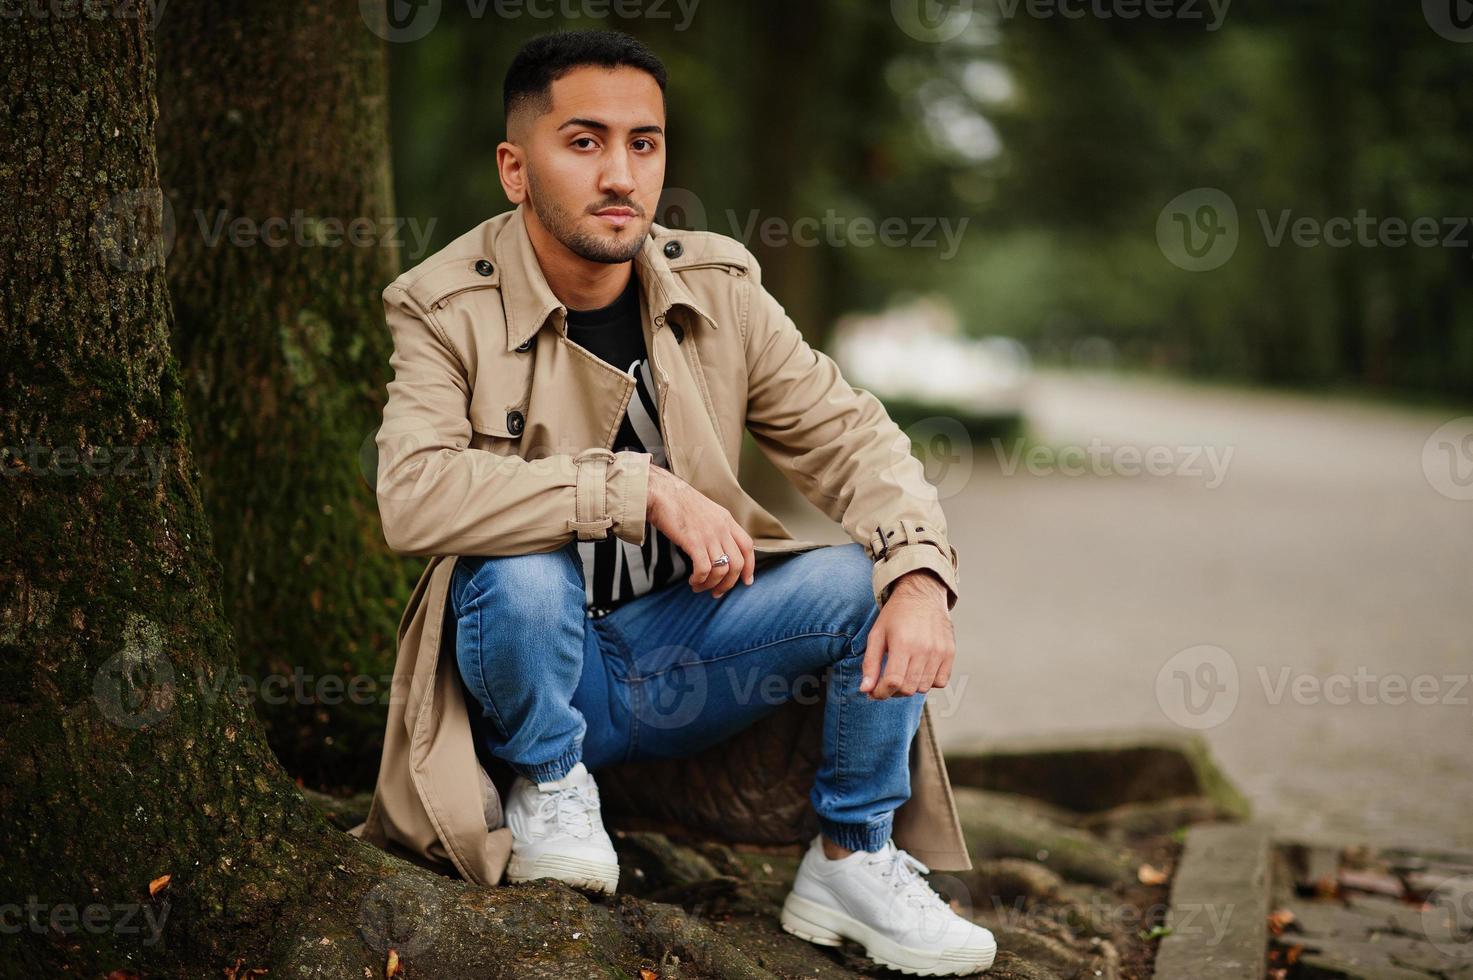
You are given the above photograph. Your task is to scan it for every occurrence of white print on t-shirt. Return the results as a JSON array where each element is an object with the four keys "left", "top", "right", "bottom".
[{"left": 578, "top": 355, "right": 687, "bottom": 611}]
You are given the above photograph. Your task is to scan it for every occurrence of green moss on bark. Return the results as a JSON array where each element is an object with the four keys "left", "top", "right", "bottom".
[
  {"left": 155, "top": 1, "right": 414, "bottom": 790},
  {"left": 0, "top": 11, "right": 767, "bottom": 978}
]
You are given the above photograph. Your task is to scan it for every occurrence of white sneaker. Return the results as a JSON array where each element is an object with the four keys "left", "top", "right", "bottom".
[
  {"left": 781, "top": 835, "right": 997, "bottom": 976},
  {"left": 503, "top": 761, "right": 620, "bottom": 894}
]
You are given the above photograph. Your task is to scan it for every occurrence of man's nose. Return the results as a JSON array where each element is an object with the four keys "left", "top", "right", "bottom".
[{"left": 599, "top": 146, "right": 637, "bottom": 200}]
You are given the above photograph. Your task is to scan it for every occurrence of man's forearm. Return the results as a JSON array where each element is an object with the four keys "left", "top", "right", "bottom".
[{"left": 887, "top": 568, "right": 951, "bottom": 607}]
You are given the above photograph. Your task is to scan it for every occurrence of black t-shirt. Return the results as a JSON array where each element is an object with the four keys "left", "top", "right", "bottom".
[{"left": 564, "top": 271, "right": 689, "bottom": 617}]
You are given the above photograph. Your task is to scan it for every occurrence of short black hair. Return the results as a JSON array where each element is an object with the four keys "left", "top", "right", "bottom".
[{"left": 503, "top": 29, "right": 667, "bottom": 123}]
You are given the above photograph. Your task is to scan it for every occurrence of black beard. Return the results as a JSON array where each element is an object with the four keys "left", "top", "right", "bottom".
[{"left": 528, "top": 173, "right": 646, "bottom": 264}]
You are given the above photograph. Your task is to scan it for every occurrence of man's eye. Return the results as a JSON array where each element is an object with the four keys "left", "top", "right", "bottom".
[
  {"left": 572, "top": 137, "right": 597, "bottom": 149},
  {"left": 633, "top": 138, "right": 657, "bottom": 152}
]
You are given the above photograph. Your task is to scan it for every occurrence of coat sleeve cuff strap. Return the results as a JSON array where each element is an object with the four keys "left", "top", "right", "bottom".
[
  {"left": 867, "top": 517, "right": 960, "bottom": 610},
  {"left": 569, "top": 447, "right": 616, "bottom": 540}
]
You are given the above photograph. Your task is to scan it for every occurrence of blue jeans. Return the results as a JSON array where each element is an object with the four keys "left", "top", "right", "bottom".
[{"left": 449, "top": 539, "right": 925, "bottom": 852}]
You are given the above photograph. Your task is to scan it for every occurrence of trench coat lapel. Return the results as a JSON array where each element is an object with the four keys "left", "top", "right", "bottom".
[{"left": 493, "top": 205, "right": 727, "bottom": 479}]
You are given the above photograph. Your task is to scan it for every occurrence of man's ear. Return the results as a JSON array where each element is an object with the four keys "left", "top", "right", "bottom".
[{"left": 496, "top": 141, "right": 527, "bottom": 205}]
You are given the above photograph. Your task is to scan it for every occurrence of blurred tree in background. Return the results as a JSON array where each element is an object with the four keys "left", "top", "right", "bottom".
[
  {"left": 387, "top": 0, "right": 974, "bottom": 348},
  {"left": 158, "top": 4, "right": 411, "bottom": 791},
  {"left": 973, "top": 0, "right": 1473, "bottom": 397},
  {"left": 389, "top": 0, "right": 1473, "bottom": 400}
]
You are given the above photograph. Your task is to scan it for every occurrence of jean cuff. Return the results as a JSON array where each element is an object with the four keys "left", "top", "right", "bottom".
[
  {"left": 514, "top": 741, "right": 582, "bottom": 784},
  {"left": 817, "top": 812, "right": 894, "bottom": 853}
]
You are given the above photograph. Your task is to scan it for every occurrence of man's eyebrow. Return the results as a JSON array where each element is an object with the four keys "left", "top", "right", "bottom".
[{"left": 557, "top": 117, "right": 664, "bottom": 136}]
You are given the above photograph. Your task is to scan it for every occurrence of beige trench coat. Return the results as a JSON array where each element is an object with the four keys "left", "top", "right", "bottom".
[{"left": 352, "top": 204, "right": 972, "bottom": 884}]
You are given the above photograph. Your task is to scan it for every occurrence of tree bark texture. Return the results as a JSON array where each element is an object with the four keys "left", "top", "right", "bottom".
[{"left": 155, "top": 0, "right": 412, "bottom": 791}]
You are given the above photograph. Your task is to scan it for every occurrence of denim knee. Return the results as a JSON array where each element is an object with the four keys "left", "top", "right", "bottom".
[
  {"left": 798, "top": 542, "right": 877, "bottom": 640},
  {"left": 450, "top": 545, "right": 591, "bottom": 782},
  {"left": 450, "top": 545, "right": 583, "bottom": 623}
]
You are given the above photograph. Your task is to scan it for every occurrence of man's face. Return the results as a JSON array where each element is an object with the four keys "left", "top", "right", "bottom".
[{"left": 507, "top": 65, "right": 666, "bottom": 264}]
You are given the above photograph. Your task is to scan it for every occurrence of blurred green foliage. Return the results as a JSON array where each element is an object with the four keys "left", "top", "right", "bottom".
[{"left": 387, "top": 0, "right": 1473, "bottom": 399}]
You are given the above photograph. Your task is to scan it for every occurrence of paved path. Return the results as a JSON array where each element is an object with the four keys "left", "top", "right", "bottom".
[{"left": 771, "top": 371, "right": 1472, "bottom": 851}]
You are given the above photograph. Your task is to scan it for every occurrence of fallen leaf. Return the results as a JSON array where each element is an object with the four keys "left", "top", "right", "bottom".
[
  {"left": 1137, "top": 864, "right": 1168, "bottom": 886},
  {"left": 1267, "top": 908, "right": 1296, "bottom": 936},
  {"left": 386, "top": 948, "right": 401, "bottom": 978},
  {"left": 149, "top": 873, "right": 172, "bottom": 896},
  {"left": 639, "top": 969, "right": 658, "bottom": 980}
]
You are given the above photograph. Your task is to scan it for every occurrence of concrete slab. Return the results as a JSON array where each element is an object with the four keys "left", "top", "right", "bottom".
[{"left": 1153, "top": 823, "right": 1270, "bottom": 980}]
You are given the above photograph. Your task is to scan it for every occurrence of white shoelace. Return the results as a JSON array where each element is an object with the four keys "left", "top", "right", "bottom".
[
  {"left": 534, "top": 783, "right": 598, "bottom": 838},
  {"left": 867, "top": 844, "right": 951, "bottom": 912}
]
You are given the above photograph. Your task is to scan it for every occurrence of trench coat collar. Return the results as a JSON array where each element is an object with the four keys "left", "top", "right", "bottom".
[{"left": 495, "top": 203, "right": 718, "bottom": 353}]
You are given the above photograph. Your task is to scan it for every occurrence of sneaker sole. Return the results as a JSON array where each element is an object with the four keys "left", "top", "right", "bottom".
[
  {"left": 507, "top": 853, "right": 620, "bottom": 895},
  {"left": 780, "top": 892, "right": 997, "bottom": 976}
]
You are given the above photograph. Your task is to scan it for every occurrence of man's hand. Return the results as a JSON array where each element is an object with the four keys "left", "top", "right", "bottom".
[
  {"left": 646, "top": 464, "right": 756, "bottom": 599},
  {"left": 859, "top": 569, "right": 955, "bottom": 700}
]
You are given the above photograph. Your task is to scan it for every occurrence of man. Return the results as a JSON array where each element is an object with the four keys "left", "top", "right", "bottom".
[{"left": 366, "top": 29, "right": 995, "bottom": 976}]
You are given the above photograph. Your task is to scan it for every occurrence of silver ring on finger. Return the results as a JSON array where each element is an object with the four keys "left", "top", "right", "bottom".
[{"left": 712, "top": 553, "right": 730, "bottom": 567}]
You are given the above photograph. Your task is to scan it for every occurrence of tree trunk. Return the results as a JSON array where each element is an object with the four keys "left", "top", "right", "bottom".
[
  {"left": 153, "top": 1, "right": 411, "bottom": 791},
  {"left": 0, "top": 9, "right": 787, "bottom": 978}
]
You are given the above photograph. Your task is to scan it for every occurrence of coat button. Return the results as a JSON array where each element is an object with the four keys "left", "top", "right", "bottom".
[
  {"left": 663, "top": 240, "right": 683, "bottom": 259},
  {"left": 515, "top": 336, "right": 533, "bottom": 353},
  {"left": 475, "top": 259, "right": 494, "bottom": 276},
  {"left": 506, "top": 410, "right": 525, "bottom": 436}
]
